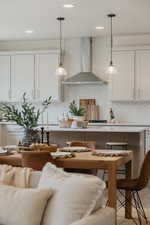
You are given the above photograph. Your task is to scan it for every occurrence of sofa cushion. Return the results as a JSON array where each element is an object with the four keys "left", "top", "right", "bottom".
[
  {"left": 69, "top": 207, "right": 115, "bottom": 225},
  {"left": 38, "top": 163, "right": 106, "bottom": 225},
  {"left": 29, "top": 171, "right": 41, "bottom": 188},
  {"left": 0, "top": 185, "right": 52, "bottom": 225}
]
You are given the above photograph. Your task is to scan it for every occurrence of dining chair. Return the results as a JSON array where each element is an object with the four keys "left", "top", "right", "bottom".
[
  {"left": 65, "top": 141, "right": 96, "bottom": 174},
  {"left": 103, "top": 142, "right": 128, "bottom": 179},
  {"left": 117, "top": 150, "right": 150, "bottom": 225},
  {"left": 29, "top": 144, "right": 57, "bottom": 152},
  {"left": 21, "top": 151, "right": 54, "bottom": 170},
  {"left": 68, "top": 141, "right": 96, "bottom": 149}
]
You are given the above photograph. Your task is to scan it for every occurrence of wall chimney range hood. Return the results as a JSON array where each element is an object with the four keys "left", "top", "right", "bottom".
[{"left": 62, "top": 37, "right": 107, "bottom": 85}]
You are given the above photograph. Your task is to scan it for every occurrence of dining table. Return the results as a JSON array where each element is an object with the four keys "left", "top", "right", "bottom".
[{"left": 0, "top": 150, "right": 133, "bottom": 222}]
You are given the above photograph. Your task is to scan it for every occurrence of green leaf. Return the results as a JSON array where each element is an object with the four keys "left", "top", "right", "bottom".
[
  {"left": 0, "top": 92, "right": 52, "bottom": 129},
  {"left": 69, "top": 100, "right": 85, "bottom": 116}
]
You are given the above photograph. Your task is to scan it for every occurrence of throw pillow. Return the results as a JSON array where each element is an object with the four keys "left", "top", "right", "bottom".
[
  {"left": 0, "top": 185, "right": 52, "bottom": 225},
  {"left": 38, "top": 162, "right": 105, "bottom": 225}
]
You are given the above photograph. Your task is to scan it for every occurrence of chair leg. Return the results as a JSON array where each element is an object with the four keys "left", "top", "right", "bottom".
[
  {"left": 135, "top": 191, "right": 149, "bottom": 224},
  {"left": 117, "top": 190, "right": 141, "bottom": 225},
  {"left": 132, "top": 191, "right": 149, "bottom": 225},
  {"left": 132, "top": 191, "right": 142, "bottom": 225},
  {"left": 103, "top": 170, "right": 106, "bottom": 180}
]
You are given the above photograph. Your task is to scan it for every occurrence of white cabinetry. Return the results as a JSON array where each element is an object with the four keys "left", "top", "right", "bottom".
[
  {"left": 11, "top": 54, "right": 35, "bottom": 101},
  {"left": 3, "top": 125, "right": 24, "bottom": 146},
  {"left": 0, "top": 125, "right": 2, "bottom": 146},
  {"left": 136, "top": 50, "right": 150, "bottom": 100},
  {"left": 0, "top": 55, "right": 11, "bottom": 101},
  {"left": 111, "top": 48, "right": 150, "bottom": 101},
  {"left": 145, "top": 130, "right": 150, "bottom": 153},
  {"left": 111, "top": 51, "right": 135, "bottom": 101},
  {"left": 0, "top": 50, "right": 60, "bottom": 103},
  {"left": 35, "top": 53, "right": 59, "bottom": 101}
]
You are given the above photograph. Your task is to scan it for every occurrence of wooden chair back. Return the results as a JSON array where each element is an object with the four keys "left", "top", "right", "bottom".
[
  {"left": 137, "top": 150, "right": 150, "bottom": 190},
  {"left": 22, "top": 151, "right": 54, "bottom": 170},
  {"left": 70, "top": 141, "right": 96, "bottom": 149}
]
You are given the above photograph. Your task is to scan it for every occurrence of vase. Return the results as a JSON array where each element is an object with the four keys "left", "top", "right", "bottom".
[{"left": 22, "top": 129, "right": 40, "bottom": 147}]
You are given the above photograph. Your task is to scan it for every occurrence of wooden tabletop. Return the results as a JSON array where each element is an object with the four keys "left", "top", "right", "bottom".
[
  {"left": 55, "top": 151, "right": 132, "bottom": 169},
  {"left": 0, "top": 150, "right": 132, "bottom": 169}
]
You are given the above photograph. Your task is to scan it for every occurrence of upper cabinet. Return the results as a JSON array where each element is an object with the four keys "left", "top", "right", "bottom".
[
  {"left": 110, "top": 51, "right": 135, "bottom": 101},
  {"left": 0, "top": 51, "right": 60, "bottom": 102},
  {"left": 11, "top": 54, "right": 35, "bottom": 101},
  {"left": 136, "top": 50, "right": 150, "bottom": 100},
  {"left": 110, "top": 49, "right": 150, "bottom": 101},
  {"left": 0, "top": 55, "right": 11, "bottom": 101},
  {"left": 35, "top": 53, "right": 59, "bottom": 101}
]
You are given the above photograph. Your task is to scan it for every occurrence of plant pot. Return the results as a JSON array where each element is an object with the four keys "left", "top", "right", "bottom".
[
  {"left": 22, "top": 129, "right": 40, "bottom": 147},
  {"left": 72, "top": 116, "right": 85, "bottom": 121}
]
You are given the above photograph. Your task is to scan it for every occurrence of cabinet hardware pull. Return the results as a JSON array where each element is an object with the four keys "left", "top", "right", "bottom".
[
  {"left": 31, "top": 90, "right": 35, "bottom": 99},
  {"left": 8, "top": 89, "right": 11, "bottom": 100},
  {"left": 133, "top": 87, "right": 135, "bottom": 99},
  {"left": 38, "top": 89, "right": 40, "bottom": 98},
  {"left": 138, "top": 88, "right": 140, "bottom": 99}
]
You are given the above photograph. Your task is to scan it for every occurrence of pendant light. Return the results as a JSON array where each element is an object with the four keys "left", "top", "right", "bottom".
[
  {"left": 106, "top": 13, "right": 117, "bottom": 74},
  {"left": 55, "top": 17, "right": 67, "bottom": 76}
]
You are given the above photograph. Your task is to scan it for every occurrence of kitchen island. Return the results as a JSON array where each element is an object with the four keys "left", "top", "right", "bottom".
[
  {"left": 0, "top": 123, "right": 147, "bottom": 177},
  {"left": 48, "top": 125, "right": 146, "bottom": 178}
]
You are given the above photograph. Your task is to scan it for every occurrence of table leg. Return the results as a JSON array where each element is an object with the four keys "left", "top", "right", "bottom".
[
  {"left": 108, "top": 165, "right": 117, "bottom": 224},
  {"left": 125, "top": 160, "right": 132, "bottom": 219}
]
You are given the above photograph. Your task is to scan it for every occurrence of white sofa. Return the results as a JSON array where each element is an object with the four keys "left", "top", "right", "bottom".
[{"left": 29, "top": 171, "right": 115, "bottom": 225}]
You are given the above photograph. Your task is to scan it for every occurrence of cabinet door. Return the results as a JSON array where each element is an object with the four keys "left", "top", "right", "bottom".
[
  {"left": 5, "top": 125, "right": 24, "bottom": 146},
  {"left": 110, "top": 51, "right": 135, "bottom": 101},
  {"left": 0, "top": 55, "right": 11, "bottom": 101},
  {"left": 35, "top": 53, "right": 59, "bottom": 101},
  {"left": 136, "top": 50, "right": 150, "bottom": 100},
  {"left": 11, "top": 54, "right": 35, "bottom": 101}
]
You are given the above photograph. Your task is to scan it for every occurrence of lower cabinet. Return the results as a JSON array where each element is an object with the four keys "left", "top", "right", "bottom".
[
  {"left": 0, "top": 126, "right": 2, "bottom": 146},
  {"left": 145, "top": 130, "right": 150, "bottom": 153},
  {"left": 2, "top": 125, "right": 24, "bottom": 146}
]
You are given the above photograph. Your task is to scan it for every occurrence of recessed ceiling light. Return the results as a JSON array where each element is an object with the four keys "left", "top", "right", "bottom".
[
  {"left": 63, "top": 4, "right": 75, "bottom": 8},
  {"left": 95, "top": 26, "right": 104, "bottom": 30},
  {"left": 24, "top": 30, "right": 33, "bottom": 34}
]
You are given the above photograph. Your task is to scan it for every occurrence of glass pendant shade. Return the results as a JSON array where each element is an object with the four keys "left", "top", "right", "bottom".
[
  {"left": 55, "top": 63, "right": 67, "bottom": 76},
  {"left": 106, "top": 62, "right": 117, "bottom": 75}
]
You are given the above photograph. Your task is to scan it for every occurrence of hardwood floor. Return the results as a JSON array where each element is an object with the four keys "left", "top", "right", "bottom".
[{"left": 139, "top": 185, "right": 150, "bottom": 208}]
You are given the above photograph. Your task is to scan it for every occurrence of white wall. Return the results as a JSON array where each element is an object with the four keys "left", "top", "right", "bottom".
[{"left": 1, "top": 35, "right": 150, "bottom": 124}]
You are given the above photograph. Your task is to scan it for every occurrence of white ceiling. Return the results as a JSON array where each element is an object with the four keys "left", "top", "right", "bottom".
[{"left": 0, "top": 0, "right": 150, "bottom": 40}]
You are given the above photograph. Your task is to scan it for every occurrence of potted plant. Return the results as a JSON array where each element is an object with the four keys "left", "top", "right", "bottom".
[
  {"left": 0, "top": 93, "right": 52, "bottom": 146},
  {"left": 69, "top": 100, "right": 85, "bottom": 121}
]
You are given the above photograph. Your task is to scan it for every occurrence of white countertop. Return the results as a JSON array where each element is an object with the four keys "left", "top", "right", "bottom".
[
  {"left": 88, "top": 122, "right": 150, "bottom": 127},
  {"left": 0, "top": 122, "right": 149, "bottom": 132},
  {"left": 47, "top": 126, "right": 146, "bottom": 133},
  {"left": 1, "top": 121, "right": 150, "bottom": 127}
]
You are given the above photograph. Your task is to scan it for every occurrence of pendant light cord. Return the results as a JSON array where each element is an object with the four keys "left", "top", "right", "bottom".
[
  {"left": 110, "top": 16, "right": 113, "bottom": 65},
  {"left": 108, "top": 14, "right": 116, "bottom": 66},
  {"left": 60, "top": 18, "right": 62, "bottom": 66},
  {"left": 57, "top": 17, "right": 65, "bottom": 66}
]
